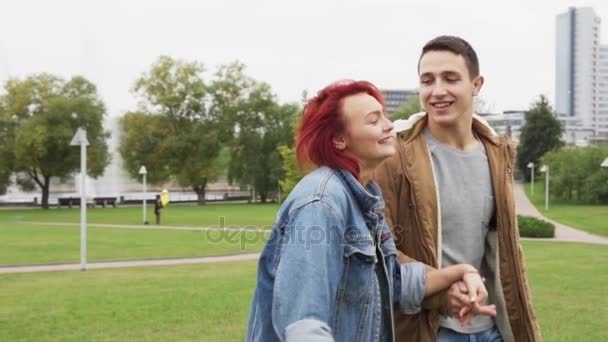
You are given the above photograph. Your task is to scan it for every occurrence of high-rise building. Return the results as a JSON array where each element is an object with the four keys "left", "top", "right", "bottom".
[
  {"left": 555, "top": 7, "right": 608, "bottom": 142},
  {"left": 597, "top": 45, "right": 608, "bottom": 137},
  {"left": 381, "top": 89, "right": 418, "bottom": 116}
]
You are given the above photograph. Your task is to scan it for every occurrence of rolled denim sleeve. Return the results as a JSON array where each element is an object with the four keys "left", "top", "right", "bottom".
[
  {"left": 272, "top": 201, "right": 343, "bottom": 341},
  {"left": 393, "top": 260, "right": 427, "bottom": 314}
]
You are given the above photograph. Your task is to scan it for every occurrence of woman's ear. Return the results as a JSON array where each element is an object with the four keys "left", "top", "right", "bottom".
[{"left": 333, "top": 136, "right": 346, "bottom": 150}]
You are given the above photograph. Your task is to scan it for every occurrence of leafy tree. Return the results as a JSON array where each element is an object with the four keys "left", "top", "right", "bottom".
[
  {"left": 278, "top": 145, "right": 304, "bottom": 200},
  {"left": 543, "top": 144, "right": 608, "bottom": 204},
  {"left": 0, "top": 74, "right": 109, "bottom": 208},
  {"left": 227, "top": 80, "right": 299, "bottom": 202},
  {"left": 391, "top": 95, "right": 421, "bottom": 120},
  {"left": 120, "top": 55, "right": 231, "bottom": 205},
  {"left": 277, "top": 111, "right": 304, "bottom": 201},
  {"left": 0, "top": 113, "right": 17, "bottom": 194},
  {"left": 516, "top": 95, "right": 563, "bottom": 180}
]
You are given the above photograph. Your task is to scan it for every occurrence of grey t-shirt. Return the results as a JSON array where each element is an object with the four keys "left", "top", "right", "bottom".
[{"left": 423, "top": 128, "right": 495, "bottom": 334}]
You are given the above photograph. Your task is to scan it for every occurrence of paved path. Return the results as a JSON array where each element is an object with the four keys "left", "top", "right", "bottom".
[
  {"left": 514, "top": 183, "right": 608, "bottom": 245},
  {"left": 0, "top": 253, "right": 261, "bottom": 274}
]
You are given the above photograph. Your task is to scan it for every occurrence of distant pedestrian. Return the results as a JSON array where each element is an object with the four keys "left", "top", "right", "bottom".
[{"left": 154, "top": 194, "right": 162, "bottom": 225}]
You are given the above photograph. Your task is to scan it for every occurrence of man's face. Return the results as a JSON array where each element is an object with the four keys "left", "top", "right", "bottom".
[{"left": 418, "top": 50, "right": 483, "bottom": 127}]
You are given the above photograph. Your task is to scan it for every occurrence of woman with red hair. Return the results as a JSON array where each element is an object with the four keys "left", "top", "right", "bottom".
[{"left": 246, "top": 80, "right": 494, "bottom": 342}]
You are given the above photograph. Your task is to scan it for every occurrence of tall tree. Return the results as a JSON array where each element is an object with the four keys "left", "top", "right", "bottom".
[
  {"left": 0, "top": 74, "right": 110, "bottom": 208},
  {"left": 120, "top": 57, "right": 254, "bottom": 204},
  {"left": 227, "top": 80, "right": 299, "bottom": 202},
  {"left": 391, "top": 95, "right": 421, "bottom": 120},
  {"left": 121, "top": 56, "right": 223, "bottom": 204},
  {"left": 516, "top": 95, "right": 563, "bottom": 180}
]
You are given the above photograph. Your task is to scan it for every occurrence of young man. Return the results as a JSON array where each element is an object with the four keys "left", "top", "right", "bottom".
[{"left": 375, "top": 36, "right": 541, "bottom": 341}]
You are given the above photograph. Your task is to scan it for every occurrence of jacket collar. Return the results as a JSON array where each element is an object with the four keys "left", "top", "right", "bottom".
[
  {"left": 393, "top": 111, "right": 501, "bottom": 146},
  {"left": 336, "top": 169, "right": 385, "bottom": 224}
]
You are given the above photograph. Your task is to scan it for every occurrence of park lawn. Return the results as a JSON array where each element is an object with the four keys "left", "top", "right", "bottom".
[
  {"left": 0, "top": 261, "right": 258, "bottom": 342},
  {"left": 524, "top": 182, "right": 608, "bottom": 237},
  {"left": 0, "top": 241, "right": 606, "bottom": 341},
  {"left": 523, "top": 241, "right": 607, "bottom": 340},
  {"left": 0, "top": 203, "right": 280, "bottom": 228},
  {"left": 0, "top": 223, "right": 269, "bottom": 266}
]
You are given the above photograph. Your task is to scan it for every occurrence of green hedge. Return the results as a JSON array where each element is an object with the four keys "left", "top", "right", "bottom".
[{"left": 518, "top": 215, "right": 555, "bottom": 238}]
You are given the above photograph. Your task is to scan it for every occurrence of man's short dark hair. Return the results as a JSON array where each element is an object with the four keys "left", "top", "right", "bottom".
[{"left": 418, "top": 35, "right": 480, "bottom": 79}]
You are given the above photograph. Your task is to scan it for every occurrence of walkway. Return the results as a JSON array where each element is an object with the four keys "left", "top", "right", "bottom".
[
  {"left": 0, "top": 253, "right": 261, "bottom": 274},
  {"left": 514, "top": 183, "right": 608, "bottom": 245}
]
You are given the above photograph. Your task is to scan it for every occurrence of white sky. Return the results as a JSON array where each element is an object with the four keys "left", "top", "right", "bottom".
[{"left": 1, "top": 0, "right": 608, "bottom": 116}]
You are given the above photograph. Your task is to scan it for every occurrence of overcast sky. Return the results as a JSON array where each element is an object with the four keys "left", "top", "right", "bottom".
[{"left": 1, "top": 0, "right": 608, "bottom": 116}]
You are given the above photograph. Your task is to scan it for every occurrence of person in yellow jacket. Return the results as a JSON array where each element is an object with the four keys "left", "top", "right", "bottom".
[
  {"left": 154, "top": 189, "right": 170, "bottom": 225},
  {"left": 375, "top": 35, "right": 541, "bottom": 341}
]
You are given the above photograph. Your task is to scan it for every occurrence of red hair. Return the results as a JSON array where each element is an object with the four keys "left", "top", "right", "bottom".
[{"left": 296, "top": 80, "right": 385, "bottom": 179}]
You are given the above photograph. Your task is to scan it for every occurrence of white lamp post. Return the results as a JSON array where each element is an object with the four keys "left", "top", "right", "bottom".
[
  {"left": 540, "top": 164, "right": 549, "bottom": 210},
  {"left": 70, "top": 127, "right": 89, "bottom": 271},
  {"left": 527, "top": 162, "right": 535, "bottom": 196},
  {"left": 139, "top": 166, "right": 148, "bottom": 224}
]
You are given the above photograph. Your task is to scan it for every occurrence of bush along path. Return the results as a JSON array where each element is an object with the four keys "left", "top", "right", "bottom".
[{"left": 514, "top": 183, "right": 608, "bottom": 245}]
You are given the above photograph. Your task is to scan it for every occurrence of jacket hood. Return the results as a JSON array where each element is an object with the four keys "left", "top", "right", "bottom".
[{"left": 393, "top": 111, "right": 498, "bottom": 137}]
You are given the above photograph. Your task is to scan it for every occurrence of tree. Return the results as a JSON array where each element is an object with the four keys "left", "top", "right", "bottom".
[
  {"left": 516, "top": 95, "right": 563, "bottom": 180},
  {"left": 276, "top": 110, "right": 305, "bottom": 201},
  {"left": 278, "top": 145, "right": 304, "bottom": 200},
  {"left": 0, "top": 74, "right": 110, "bottom": 208},
  {"left": 120, "top": 55, "right": 231, "bottom": 205},
  {"left": 391, "top": 95, "right": 421, "bottom": 120},
  {"left": 226, "top": 80, "right": 300, "bottom": 202},
  {"left": 543, "top": 144, "right": 608, "bottom": 204},
  {"left": 0, "top": 114, "right": 17, "bottom": 194}
]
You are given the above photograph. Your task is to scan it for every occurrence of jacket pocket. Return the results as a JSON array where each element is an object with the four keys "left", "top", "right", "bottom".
[{"left": 340, "top": 241, "right": 377, "bottom": 304}]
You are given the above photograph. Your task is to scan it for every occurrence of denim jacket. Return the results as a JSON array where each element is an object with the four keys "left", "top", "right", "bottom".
[{"left": 246, "top": 167, "right": 427, "bottom": 342}]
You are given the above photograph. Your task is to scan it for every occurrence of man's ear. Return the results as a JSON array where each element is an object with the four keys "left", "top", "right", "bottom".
[
  {"left": 473, "top": 75, "right": 484, "bottom": 96},
  {"left": 333, "top": 136, "right": 346, "bottom": 150}
]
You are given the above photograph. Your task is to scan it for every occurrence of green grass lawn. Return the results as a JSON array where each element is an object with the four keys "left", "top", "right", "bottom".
[
  {"left": 0, "top": 261, "right": 258, "bottom": 342},
  {"left": 523, "top": 182, "right": 608, "bottom": 236},
  {"left": 0, "top": 241, "right": 606, "bottom": 341},
  {"left": 0, "top": 203, "right": 280, "bottom": 228},
  {"left": 523, "top": 241, "right": 608, "bottom": 341},
  {"left": 0, "top": 224, "right": 268, "bottom": 266},
  {"left": 0, "top": 204, "right": 277, "bottom": 266}
]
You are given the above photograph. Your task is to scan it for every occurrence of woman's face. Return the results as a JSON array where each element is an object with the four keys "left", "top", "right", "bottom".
[{"left": 334, "top": 92, "right": 395, "bottom": 170}]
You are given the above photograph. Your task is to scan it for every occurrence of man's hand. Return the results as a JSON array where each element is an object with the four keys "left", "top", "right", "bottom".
[
  {"left": 447, "top": 281, "right": 470, "bottom": 316},
  {"left": 448, "top": 277, "right": 497, "bottom": 327}
]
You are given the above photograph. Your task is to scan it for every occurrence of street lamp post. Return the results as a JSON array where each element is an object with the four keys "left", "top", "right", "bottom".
[
  {"left": 527, "top": 162, "right": 535, "bottom": 196},
  {"left": 139, "top": 166, "right": 148, "bottom": 224},
  {"left": 540, "top": 164, "right": 549, "bottom": 211},
  {"left": 70, "top": 127, "right": 89, "bottom": 271}
]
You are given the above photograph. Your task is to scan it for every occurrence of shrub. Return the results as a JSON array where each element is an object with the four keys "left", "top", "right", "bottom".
[{"left": 518, "top": 215, "right": 555, "bottom": 238}]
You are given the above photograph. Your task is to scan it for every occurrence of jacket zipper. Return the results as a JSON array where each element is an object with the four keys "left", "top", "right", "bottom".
[{"left": 376, "top": 231, "right": 394, "bottom": 342}]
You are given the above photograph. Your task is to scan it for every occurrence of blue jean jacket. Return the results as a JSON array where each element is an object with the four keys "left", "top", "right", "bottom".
[{"left": 246, "top": 167, "right": 427, "bottom": 342}]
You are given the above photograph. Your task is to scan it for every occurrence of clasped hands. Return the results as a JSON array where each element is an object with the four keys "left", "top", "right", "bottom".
[{"left": 450, "top": 269, "right": 497, "bottom": 326}]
